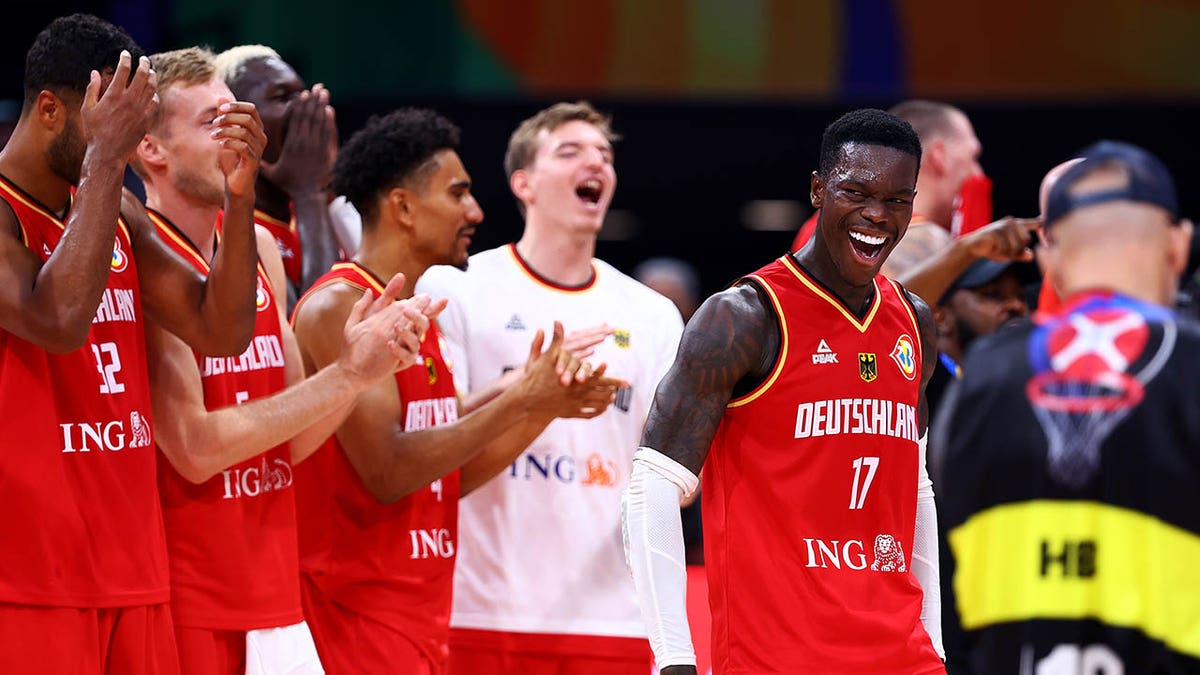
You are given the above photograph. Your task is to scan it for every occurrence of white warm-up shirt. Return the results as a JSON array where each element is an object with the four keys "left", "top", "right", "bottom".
[{"left": 417, "top": 244, "right": 684, "bottom": 642}]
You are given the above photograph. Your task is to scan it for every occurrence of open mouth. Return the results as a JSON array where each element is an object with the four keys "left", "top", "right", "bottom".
[
  {"left": 848, "top": 229, "right": 887, "bottom": 263},
  {"left": 575, "top": 179, "right": 603, "bottom": 207}
]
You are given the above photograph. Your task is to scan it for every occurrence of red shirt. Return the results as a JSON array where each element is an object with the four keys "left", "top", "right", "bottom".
[
  {"left": 0, "top": 176, "right": 167, "bottom": 607},
  {"left": 255, "top": 208, "right": 301, "bottom": 289},
  {"left": 149, "top": 210, "right": 302, "bottom": 630},
  {"left": 703, "top": 255, "right": 943, "bottom": 674},
  {"left": 294, "top": 261, "right": 461, "bottom": 665}
]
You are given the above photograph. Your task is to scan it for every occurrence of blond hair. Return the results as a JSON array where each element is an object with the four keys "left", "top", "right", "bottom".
[
  {"left": 213, "top": 44, "right": 281, "bottom": 89},
  {"left": 131, "top": 46, "right": 217, "bottom": 180},
  {"left": 503, "top": 101, "right": 619, "bottom": 180}
]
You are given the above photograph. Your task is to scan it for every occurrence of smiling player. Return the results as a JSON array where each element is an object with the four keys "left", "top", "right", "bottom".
[{"left": 622, "top": 108, "right": 946, "bottom": 674}]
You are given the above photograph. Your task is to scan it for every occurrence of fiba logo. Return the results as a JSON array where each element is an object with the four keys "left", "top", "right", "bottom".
[
  {"left": 110, "top": 237, "right": 128, "bottom": 273},
  {"left": 255, "top": 276, "right": 271, "bottom": 312},
  {"left": 889, "top": 334, "right": 917, "bottom": 381}
]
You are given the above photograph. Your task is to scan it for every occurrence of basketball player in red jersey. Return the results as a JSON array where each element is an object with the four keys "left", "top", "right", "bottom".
[
  {"left": 290, "top": 108, "right": 625, "bottom": 675},
  {"left": 623, "top": 109, "right": 947, "bottom": 674},
  {"left": 132, "top": 47, "right": 435, "bottom": 674},
  {"left": 215, "top": 45, "right": 348, "bottom": 309},
  {"left": 0, "top": 14, "right": 264, "bottom": 675}
]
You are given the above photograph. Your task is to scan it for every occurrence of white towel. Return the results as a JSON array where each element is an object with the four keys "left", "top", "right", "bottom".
[{"left": 245, "top": 621, "right": 324, "bottom": 675}]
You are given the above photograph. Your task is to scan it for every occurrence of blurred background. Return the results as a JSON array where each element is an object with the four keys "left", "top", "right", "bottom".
[{"left": 5, "top": 0, "right": 1199, "bottom": 296}]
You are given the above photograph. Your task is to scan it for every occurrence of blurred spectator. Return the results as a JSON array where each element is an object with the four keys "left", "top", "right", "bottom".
[
  {"left": 634, "top": 256, "right": 704, "bottom": 565},
  {"left": 882, "top": 100, "right": 984, "bottom": 277},
  {"left": 933, "top": 141, "right": 1200, "bottom": 673},
  {"left": 634, "top": 256, "right": 701, "bottom": 323}
]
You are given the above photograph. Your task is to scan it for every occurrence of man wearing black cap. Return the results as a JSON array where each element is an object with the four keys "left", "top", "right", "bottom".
[
  {"left": 932, "top": 141, "right": 1200, "bottom": 673},
  {"left": 925, "top": 258, "right": 1033, "bottom": 422}
]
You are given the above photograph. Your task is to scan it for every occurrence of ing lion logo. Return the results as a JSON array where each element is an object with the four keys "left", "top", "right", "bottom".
[
  {"left": 581, "top": 453, "right": 618, "bottom": 487},
  {"left": 129, "top": 410, "right": 151, "bottom": 448},
  {"left": 870, "top": 534, "right": 906, "bottom": 572}
]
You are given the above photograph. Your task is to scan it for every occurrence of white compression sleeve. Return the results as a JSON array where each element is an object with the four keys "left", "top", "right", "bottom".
[
  {"left": 621, "top": 447, "right": 700, "bottom": 670},
  {"left": 912, "top": 433, "right": 944, "bottom": 660}
]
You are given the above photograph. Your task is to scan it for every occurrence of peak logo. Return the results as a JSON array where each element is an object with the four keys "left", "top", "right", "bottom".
[{"left": 812, "top": 339, "right": 839, "bottom": 365}]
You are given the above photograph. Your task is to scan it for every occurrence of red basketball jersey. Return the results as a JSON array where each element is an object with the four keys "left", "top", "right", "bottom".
[
  {"left": 703, "top": 255, "right": 943, "bottom": 674},
  {"left": 150, "top": 209, "right": 302, "bottom": 630},
  {"left": 254, "top": 208, "right": 301, "bottom": 288},
  {"left": 0, "top": 176, "right": 167, "bottom": 607},
  {"left": 294, "top": 262, "right": 462, "bottom": 664}
]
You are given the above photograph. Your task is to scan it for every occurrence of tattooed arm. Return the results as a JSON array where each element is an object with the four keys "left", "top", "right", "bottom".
[
  {"left": 642, "top": 281, "right": 779, "bottom": 473},
  {"left": 625, "top": 281, "right": 778, "bottom": 675}
]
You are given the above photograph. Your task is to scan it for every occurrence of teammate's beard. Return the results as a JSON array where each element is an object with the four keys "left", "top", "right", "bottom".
[{"left": 48, "top": 120, "right": 85, "bottom": 185}]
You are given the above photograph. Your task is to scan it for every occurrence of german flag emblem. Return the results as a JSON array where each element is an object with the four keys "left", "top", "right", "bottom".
[
  {"left": 859, "top": 353, "right": 878, "bottom": 383},
  {"left": 425, "top": 356, "right": 438, "bottom": 385}
]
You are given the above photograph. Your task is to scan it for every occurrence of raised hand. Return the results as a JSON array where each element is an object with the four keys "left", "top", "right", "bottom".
[
  {"left": 81, "top": 50, "right": 158, "bottom": 164},
  {"left": 562, "top": 322, "right": 614, "bottom": 360},
  {"left": 962, "top": 216, "right": 1039, "bottom": 263},
  {"left": 338, "top": 288, "right": 428, "bottom": 385},
  {"left": 516, "top": 322, "right": 628, "bottom": 420},
  {"left": 260, "top": 84, "right": 336, "bottom": 199},
  {"left": 212, "top": 101, "right": 267, "bottom": 200}
]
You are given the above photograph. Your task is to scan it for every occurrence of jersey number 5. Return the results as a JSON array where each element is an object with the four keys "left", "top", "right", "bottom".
[{"left": 849, "top": 456, "right": 879, "bottom": 510}]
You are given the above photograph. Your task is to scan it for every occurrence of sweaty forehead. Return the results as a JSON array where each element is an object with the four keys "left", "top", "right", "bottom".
[{"left": 829, "top": 143, "right": 917, "bottom": 188}]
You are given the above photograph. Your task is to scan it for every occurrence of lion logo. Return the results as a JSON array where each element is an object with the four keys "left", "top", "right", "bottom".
[
  {"left": 129, "top": 410, "right": 151, "bottom": 448},
  {"left": 870, "top": 534, "right": 906, "bottom": 572}
]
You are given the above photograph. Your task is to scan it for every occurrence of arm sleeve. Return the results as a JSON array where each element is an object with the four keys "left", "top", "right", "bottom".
[
  {"left": 621, "top": 447, "right": 700, "bottom": 670},
  {"left": 912, "top": 433, "right": 944, "bottom": 660}
]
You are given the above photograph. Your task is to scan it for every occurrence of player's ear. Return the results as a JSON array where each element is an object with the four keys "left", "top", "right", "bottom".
[
  {"left": 1168, "top": 218, "right": 1194, "bottom": 278},
  {"left": 510, "top": 169, "right": 533, "bottom": 207},
  {"left": 135, "top": 134, "right": 166, "bottom": 171},
  {"left": 35, "top": 90, "right": 68, "bottom": 133},
  {"left": 385, "top": 187, "right": 415, "bottom": 228},
  {"left": 810, "top": 171, "right": 825, "bottom": 209}
]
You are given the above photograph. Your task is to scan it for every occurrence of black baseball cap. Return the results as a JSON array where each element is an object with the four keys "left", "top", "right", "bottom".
[
  {"left": 941, "top": 258, "right": 1039, "bottom": 305},
  {"left": 1044, "top": 140, "right": 1179, "bottom": 228}
]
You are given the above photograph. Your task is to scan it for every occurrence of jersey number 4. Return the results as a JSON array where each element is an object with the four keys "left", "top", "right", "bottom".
[{"left": 849, "top": 456, "right": 879, "bottom": 510}]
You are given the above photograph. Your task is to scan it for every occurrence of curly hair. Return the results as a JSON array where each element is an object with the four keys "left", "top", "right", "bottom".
[
  {"left": 332, "top": 108, "right": 461, "bottom": 226},
  {"left": 23, "top": 13, "right": 143, "bottom": 106},
  {"left": 818, "top": 108, "right": 921, "bottom": 181}
]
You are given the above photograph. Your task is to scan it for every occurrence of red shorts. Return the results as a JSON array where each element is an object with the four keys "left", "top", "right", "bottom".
[
  {"left": 0, "top": 602, "right": 180, "bottom": 675},
  {"left": 174, "top": 625, "right": 245, "bottom": 675},
  {"left": 448, "top": 628, "right": 653, "bottom": 675},
  {"left": 301, "top": 574, "right": 438, "bottom": 675}
]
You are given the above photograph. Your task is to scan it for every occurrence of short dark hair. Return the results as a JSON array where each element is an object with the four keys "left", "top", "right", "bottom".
[
  {"left": 332, "top": 108, "right": 461, "bottom": 225},
  {"left": 818, "top": 108, "right": 922, "bottom": 179},
  {"left": 23, "top": 14, "right": 143, "bottom": 106}
]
